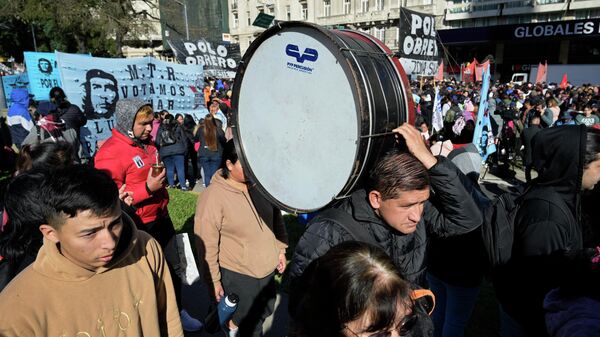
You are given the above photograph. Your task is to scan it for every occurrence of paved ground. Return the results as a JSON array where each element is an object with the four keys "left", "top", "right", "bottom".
[{"left": 182, "top": 163, "right": 528, "bottom": 337}]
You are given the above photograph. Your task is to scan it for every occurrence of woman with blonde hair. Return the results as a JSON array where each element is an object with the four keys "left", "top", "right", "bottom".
[{"left": 194, "top": 113, "right": 226, "bottom": 186}]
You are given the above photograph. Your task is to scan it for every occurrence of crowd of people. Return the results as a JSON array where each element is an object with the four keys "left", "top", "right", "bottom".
[
  {"left": 411, "top": 79, "right": 600, "bottom": 180},
  {"left": 0, "top": 75, "right": 599, "bottom": 337}
]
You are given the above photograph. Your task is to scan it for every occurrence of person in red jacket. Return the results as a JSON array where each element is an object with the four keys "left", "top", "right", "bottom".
[{"left": 94, "top": 98, "right": 202, "bottom": 331}]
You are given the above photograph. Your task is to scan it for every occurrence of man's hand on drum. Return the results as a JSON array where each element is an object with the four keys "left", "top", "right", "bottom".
[{"left": 393, "top": 123, "right": 437, "bottom": 169}]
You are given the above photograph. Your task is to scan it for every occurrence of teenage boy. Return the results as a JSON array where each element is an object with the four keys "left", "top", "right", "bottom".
[{"left": 0, "top": 166, "right": 183, "bottom": 337}]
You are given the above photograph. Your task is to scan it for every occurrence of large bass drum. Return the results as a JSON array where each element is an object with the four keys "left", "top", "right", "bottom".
[{"left": 232, "top": 22, "right": 415, "bottom": 213}]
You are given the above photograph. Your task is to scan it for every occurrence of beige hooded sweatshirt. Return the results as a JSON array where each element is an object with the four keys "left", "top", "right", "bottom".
[
  {"left": 0, "top": 215, "right": 183, "bottom": 337},
  {"left": 195, "top": 170, "right": 287, "bottom": 287}
]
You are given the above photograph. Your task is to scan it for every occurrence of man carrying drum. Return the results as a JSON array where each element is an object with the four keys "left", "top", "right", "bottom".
[{"left": 288, "top": 123, "right": 483, "bottom": 316}]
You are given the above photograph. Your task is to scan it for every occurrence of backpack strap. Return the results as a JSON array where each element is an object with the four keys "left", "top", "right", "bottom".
[
  {"left": 411, "top": 289, "right": 436, "bottom": 315},
  {"left": 311, "top": 208, "right": 378, "bottom": 246}
]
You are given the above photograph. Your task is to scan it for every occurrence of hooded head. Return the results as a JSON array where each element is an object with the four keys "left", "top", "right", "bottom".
[
  {"left": 8, "top": 88, "right": 32, "bottom": 121},
  {"left": 114, "top": 99, "right": 153, "bottom": 140},
  {"left": 531, "top": 125, "right": 587, "bottom": 211},
  {"left": 9, "top": 88, "right": 30, "bottom": 107}
]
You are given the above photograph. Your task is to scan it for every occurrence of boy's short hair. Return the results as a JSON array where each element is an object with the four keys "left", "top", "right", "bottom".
[
  {"left": 43, "top": 165, "right": 120, "bottom": 228},
  {"left": 367, "top": 150, "right": 430, "bottom": 200}
]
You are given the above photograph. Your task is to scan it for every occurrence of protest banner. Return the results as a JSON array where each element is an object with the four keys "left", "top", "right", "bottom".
[
  {"left": 472, "top": 64, "right": 496, "bottom": 161},
  {"left": 398, "top": 8, "right": 441, "bottom": 78},
  {"left": 1, "top": 73, "right": 29, "bottom": 107},
  {"left": 168, "top": 38, "right": 241, "bottom": 79},
  {"left": 23, "top": 52, "right": 62, "bottom": 100},
  {"left": 56, "top": 52, "right": 208, "bottom": 158}
]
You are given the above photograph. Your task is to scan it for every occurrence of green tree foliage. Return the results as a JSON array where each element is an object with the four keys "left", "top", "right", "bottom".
[{"left": 0, "top": 0, "right": 159, "bottom": 60}]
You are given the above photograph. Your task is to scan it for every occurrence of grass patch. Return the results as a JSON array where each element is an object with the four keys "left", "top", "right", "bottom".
[{"left": 168, "top": 188, "right": 198, "bottom": 235}]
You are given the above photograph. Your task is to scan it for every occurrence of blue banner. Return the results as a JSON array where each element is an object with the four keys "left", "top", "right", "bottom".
[
  {"left": 2, "top": 73, "right": 29, "bottom": 107},
  {"left": 23, "top": 52, "right": 62, "bottom": 100},
  {"left": 56, "top": 52, "right": 208, "bottom": 158},
  {"left": 472, "top": 66, "right": 496, "bottom": 161}
]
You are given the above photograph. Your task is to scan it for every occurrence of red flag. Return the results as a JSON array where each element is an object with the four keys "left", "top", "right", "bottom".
[
  {"left": 463, "top": 59, "right": 477, "bottom": 83},
  {"left": 435, "top": 61, "right": 444, "bottom": 81},
  {"left": 560, "top": 73, "right": 568, "bottom": 89},
  {"left": 535, "top": 62, "right": 547, "bottom": 84}
]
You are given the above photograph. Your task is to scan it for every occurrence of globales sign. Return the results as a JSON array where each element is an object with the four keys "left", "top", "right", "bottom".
[
  {"left": 438, "top": 18, "right": 600, "bottom": 44},
  {"left": 514, "top": 21, "right": 598, "bottom": 38}
]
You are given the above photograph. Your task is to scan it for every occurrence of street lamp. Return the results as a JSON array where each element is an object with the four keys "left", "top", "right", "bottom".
[{"left": 174, "top": 0, "right": 190, "bottom": 40}]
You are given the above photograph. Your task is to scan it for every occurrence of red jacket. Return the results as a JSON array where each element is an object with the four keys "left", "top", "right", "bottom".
[{"left": 95, "top": 129, "right": 169, "bottom": 225}]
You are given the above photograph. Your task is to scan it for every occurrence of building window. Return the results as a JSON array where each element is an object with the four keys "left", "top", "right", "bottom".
[
  {"left": 247, "top": 11, "right": 251, "bottom": 26},
  {"left": 259, "top": 6, "right": 264, "bottom": 14},
  {"left": 361, "top": 0, "right": 369, "bottom": 13},
  {"left": 301, "top": 3, "right": 308, "bottom": 20},
  {"left": 375, "top": 0, "right": 384, "bottom": 10},
  {"left": 343, "top": 0, "right": 351, "bottom": 14},
  {"left": 324, "top": 0, "right": 332, "bottom": 16},
  {"left": 233, "top": 13, "right": 239, "bottom": 28},
  {"left": 266, "top": 5, "right": 275, "bottom": 15},
  {"left": 373, "top": 27, "right": 385, "bottom": 41},
  {"left": 286, "top": 5, "right": 291, "bottom": 20}
]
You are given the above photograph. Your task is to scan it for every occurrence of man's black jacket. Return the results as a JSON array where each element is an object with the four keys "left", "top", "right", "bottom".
[{"left": 288, "top": 156, "right": 483, "bottom": 289}]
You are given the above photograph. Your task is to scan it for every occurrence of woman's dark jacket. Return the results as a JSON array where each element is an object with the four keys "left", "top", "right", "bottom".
[
  {"left": 155, "top": 123, "right": 187, "bottom": 158},
  {"left": 194, "top": 120, "right": 226, "bottom": 158}
]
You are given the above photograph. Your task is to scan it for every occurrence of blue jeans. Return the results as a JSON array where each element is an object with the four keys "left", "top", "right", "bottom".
[
  {"left": 198, "top": 153, "right": 221, "bottom": 186},
  {"left": 162, "top": 154, "right": 186, "bottom": 188},
  {"left": 427, "top": 272, "right": 480, "bottom": 337}
]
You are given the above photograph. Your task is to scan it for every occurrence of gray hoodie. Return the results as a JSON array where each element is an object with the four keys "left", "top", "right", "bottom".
[{"left": 114, "top": 98, "right": 151, "bottom": 138}]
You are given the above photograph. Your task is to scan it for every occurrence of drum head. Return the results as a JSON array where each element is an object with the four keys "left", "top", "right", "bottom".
[{"left": 234, "top": 25, "right": 360, "bottom": 213}]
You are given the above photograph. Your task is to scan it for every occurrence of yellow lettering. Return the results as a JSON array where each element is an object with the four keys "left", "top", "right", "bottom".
[{"left": 75, "top": 332, "right": 91, "bottom": 337}]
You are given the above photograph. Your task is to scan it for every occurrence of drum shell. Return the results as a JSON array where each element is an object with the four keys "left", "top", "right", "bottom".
[{"left": 231, "top": 21, "right": 415, "bottom": 213}]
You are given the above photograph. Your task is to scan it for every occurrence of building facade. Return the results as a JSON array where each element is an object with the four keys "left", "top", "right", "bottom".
[
  {"left": 228, "top": 0, "right": 447, "bottom": 54},
  {"left": 225, "top": 0, "right": 600, "bottom": 80},
  {"left": 441, "top": 0, "right": 600, "bottom": 80}
]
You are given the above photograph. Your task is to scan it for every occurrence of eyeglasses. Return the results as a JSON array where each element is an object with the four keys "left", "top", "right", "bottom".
[{"left": 344, "top": 314, "right": 418, "bottom": 337}]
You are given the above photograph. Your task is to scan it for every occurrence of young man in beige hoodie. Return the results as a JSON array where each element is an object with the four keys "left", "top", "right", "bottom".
[{"left": 0, "top": 166, "right": 183, "bottom": 337}]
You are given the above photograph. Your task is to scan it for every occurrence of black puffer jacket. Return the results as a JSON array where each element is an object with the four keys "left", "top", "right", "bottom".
[
  {"left": 494, "top": 125, "right": 587, "bottom": 337},
  {"left": 57, "top": 103, "right": 87, "bottom": 132},
  {"left": 289, "top": 157, "right": 483, "bottom": 289}
]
